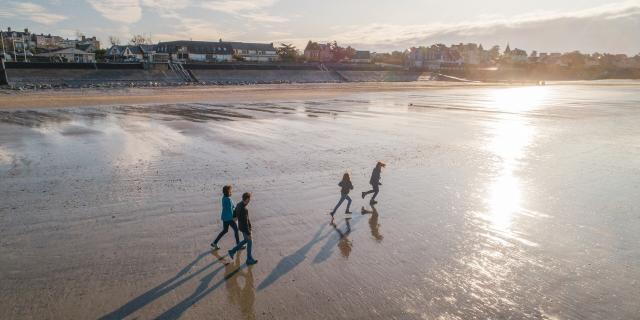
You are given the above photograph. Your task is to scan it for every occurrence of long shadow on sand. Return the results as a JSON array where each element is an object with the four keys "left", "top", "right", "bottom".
[
  {"left": 257, "top": 223, "right": 330, "bottom": 291},
  {"left": 313, "top": 216, "right": 362, "bottom": 263},
  {"left": 99, "top": 251, "right": 233, "bottom": 320},
  {"left": 155, "top": 254, "right": 249, "bottom": 320}
]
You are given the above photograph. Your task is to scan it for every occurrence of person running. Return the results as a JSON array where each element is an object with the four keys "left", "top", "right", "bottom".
[
  {"left": 229, "top": 192, "right": 258, "bottom": 265},
  {"left": 211, "top": 185, "right": 241, "bottom": 250},
  {"left": 362, "top": 161, "right": 385, "bottom": 204},
  {"left": 330, "top": 173, "right": 353, "bottom": 216}
]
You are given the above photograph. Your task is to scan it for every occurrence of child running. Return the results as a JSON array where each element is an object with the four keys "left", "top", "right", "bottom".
[
  {"left": 331, "top": 173, "right": 354, "bottom": 216},
  {"left": 211, "top": 185, "right": 241, "bottom": 250}
]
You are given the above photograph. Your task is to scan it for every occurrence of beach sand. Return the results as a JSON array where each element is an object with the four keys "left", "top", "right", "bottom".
[
  {"left": 0, "top": 81, "right": 509, "bottom": 110},
  {"left": 1, "top": 81, "right": 639, "bottom": 319}
]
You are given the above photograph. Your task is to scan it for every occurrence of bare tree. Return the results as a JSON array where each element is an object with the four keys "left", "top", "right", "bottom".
[
  {"left": 129, "top": 34, "right": 152, "bottom": 45},
  {"left": 108, "top": 36, "right": 120, "bottom": 47}
]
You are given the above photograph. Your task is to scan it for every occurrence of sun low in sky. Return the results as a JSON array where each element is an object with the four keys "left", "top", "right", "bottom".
[{"left": 1, "top": 0, "right": 639, "bottom": 54}]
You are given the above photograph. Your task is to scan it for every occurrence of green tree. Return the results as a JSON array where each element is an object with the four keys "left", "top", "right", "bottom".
[
  {"left": 94, "top": 49, "right": 107, "bottom": 62},
  {"left": 276, "top": 43, "right": 299, "bottom": 62}
]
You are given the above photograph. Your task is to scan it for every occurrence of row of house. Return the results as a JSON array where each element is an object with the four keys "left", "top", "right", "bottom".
[
  {"left": 406, "top": 42, "right": 640, "bottom": 70},
  {"left": 105, "top": 40, "right": 279, "bottom": 63},
  {"left": 1, "top": 27, "right": 100, "bottom": 53},
  {"left": 303, "top": 41, "right": 372, "bottom": 63}
]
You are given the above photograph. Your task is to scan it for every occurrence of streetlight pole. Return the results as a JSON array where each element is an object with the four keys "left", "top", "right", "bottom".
[{"left": 0, "top": 29, "right": 5, "bottom": 57}]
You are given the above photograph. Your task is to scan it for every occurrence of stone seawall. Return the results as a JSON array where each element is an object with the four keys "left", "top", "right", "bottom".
[
  {"left": 3, "top": 62, "right": 428, "bottom": 88},
  {"left": 6, "top": 69, "right": 181, "bottom": 87}
]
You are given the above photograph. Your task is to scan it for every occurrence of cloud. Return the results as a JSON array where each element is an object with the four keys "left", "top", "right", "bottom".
[
  {"left": 0, "top": 2, "right": 67, "bottom": 25},
  {"left": 314, "top": 1, "right": 640, "bottom": 54},
  {"left": 200, "top": 0, "right": 287, "bottom": 23},
  {"left": 87, "top": 0, "right": 142, "bottom": 24}
]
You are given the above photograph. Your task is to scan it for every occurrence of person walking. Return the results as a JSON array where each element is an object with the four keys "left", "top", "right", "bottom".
[
  {"left": 362, "top": 162, "right": 385, "bottom": 204},
  {"left": 211, "top": 185, "right": 241, "bottom": 250},
  {"left": 229, "top": 192, "right": 258, "bottom": 265},
  {"left": 330, "top": 173, "right": 353, "bottom": 217}
]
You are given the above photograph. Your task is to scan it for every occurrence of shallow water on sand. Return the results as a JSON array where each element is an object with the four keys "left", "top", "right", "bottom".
[{"left": 1, "top": 83, "right": 639, "bottom": 319}]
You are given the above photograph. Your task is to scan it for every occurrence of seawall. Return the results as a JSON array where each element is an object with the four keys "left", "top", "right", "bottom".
[{"left": 3, "top": 62, "right": 427, "bottom": 88}]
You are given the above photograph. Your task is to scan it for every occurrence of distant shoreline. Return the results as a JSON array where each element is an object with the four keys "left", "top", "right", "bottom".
[{"left": 1, "top": 80, "right": 638, "bottom": 110}]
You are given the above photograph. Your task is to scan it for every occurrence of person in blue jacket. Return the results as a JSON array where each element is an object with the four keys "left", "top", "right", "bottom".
[{"left": 211, "top": 185, "right": 240, "bottom": 250}]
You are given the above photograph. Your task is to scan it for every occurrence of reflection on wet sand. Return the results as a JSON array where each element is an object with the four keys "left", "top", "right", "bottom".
[
  {"left": 361, "top": 205, "right": 383, "bottom": 242},
  {"left": 331, "top": 218, "right": 353, "bottom": 258},
  {"left": 223, "top": 254, "right": 256, "bottom": 320}
]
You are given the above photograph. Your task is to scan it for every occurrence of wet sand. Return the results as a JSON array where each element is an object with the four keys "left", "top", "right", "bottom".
[
  {"left": 0, "top": 82, "right": 513, "bottom": 110},
  {"left": 1, "top": 82, "right": 640, "bottom": 319}
]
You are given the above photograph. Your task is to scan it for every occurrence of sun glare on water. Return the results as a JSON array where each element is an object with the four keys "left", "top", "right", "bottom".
[{"left": 483, "top": 86, "right": 548, "bottom": 234}]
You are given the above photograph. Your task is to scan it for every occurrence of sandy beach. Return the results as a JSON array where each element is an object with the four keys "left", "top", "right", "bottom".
[
  {"left": 1, "top": 81, "right": 516, "bottom": 110},
  {"left": 1, "top": 81, "right": 639, "bottom": 319}
]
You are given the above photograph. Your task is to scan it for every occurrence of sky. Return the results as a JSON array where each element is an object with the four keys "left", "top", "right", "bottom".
[{"left": 1, "top": 0, "right": 639, "bottom": 54}]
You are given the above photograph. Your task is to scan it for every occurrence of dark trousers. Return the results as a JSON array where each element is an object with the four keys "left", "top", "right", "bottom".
[
  {"left": 230, "top": 231, "right": 254, "bottom": 261},
  {"left": 363, "top": 184, "right": 380, "bottom": 200},
  {"left": 213, "top": 220, "right": 240, "bottom": 245},
  {"left": 331, "top": 193, "right": 352, "bottom": 214}
]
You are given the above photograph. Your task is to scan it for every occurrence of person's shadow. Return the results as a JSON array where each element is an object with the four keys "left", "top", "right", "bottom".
[
  {"left": 361, "top": 204, "right": 383, "bottom": 242},
  {"left": 155, "top": 251, "right": 247, "bottom": 320},
  {"left": 257, "top": 223, "right": 330, "bottom": 291},
  {"left": 99, "top": 251, "right": 225, "bottom": 320},
  {"left": 313, "top": 216, "right": 362, "bottom": 263}
]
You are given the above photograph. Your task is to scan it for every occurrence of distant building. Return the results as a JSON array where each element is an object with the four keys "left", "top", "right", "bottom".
[
  {"left": 351, "top": 50, "right": 371, "bottom": 63},
  {"left": 450, "top": 43, "right": 488, "bottom": 65},
  {"left": 227, "top": 41, "right": 278, "bottom": 62},
  {"left": 36, "top": 47, "right": 95, "bottom": 63},
  {"left": 406, "top": 44, "right": 463, "bottom": 70},
  {"left": 33, "top": 33, "right": 64, "bottom": 50},
  {"left": 156, "top": 40, "right": 233, "bottom": 62},
  {"left": 1, "top": 27, "right": 35, "bottom": 52},
  {"left": 304, "top": 42, "right": 333, "bottom": 62}
]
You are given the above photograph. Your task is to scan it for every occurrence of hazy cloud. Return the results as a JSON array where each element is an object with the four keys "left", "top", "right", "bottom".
[
  {"left": 200, "top": 0, "right": 287, "bottom": 23},
  {"left": 0, "top": 2, "right": 67, "bottom": 25},
  {"left": 87, "top": 0, "right": 142, "bottom": 24},
  {"left": 321, "top": 1, "right": 640, "bottom": 54}
]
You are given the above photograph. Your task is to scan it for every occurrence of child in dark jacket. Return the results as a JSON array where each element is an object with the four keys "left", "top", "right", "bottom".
[{"left": 331, "top": 173, "right": 354, "bottom": 216}]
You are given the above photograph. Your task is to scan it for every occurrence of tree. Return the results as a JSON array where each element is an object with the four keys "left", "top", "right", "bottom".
[
  {"left": 129, "top": 34, "right": 152, "bottom": 45},
  {"left": 488, "top": 45, "right": 500, "bottom": 60},
  {"left": 108, "top": 36, "right": 120, "bottom": 47},
  {"left": 563, "top": 51, "right": 586, "bottom": 69},
  {"left": 94, "top": 49, "right": 107, "bottom": 62},
  {"left": 276, "top": 43, "right": 299, "bottom": 62}
]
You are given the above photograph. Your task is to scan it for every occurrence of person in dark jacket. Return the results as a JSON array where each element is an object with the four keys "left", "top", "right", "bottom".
[
  {"left": 330, "top": 173, "right": 353, "bottom": 216},
  {"left": 228, "top": 192, "right": 257, "bottom": 265},
  {"left": 211, "top": 185, "right": 240, "bottom": 250},
  {"left": 362, "top": 161, "right": 385, "bottom": 204}
]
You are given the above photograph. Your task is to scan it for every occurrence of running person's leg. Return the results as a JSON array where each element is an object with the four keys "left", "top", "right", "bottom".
[
  {"left": 370, "top": 184, "right": 380, "bottom": 202},
  {"left": 331, "top": 194, "right": 347, "bottom": 214},
  {"left": 345, "top": 195, "right": 352, "bottom": 213}
]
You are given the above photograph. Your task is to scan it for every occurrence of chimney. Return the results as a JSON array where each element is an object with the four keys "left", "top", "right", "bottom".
[
  {"left": 82, "top": 35, "right": 86, "bottom": 41},
  {"left": 7, "top": 27, "right": 11, "bottom": 32},
  {"left": 24, "top": 28, "right": 29, "bottom": 33}
]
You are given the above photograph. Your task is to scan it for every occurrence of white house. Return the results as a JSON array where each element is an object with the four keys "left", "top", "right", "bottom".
[
  {"left": 37, "top": 48, "right": 95, "bottom": 63},
  {"left": 227, "top": 42, "right": 278, "bottom": 62},
  {"left": 156, "top": 41, "right": 233, "bottom": 62}
]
